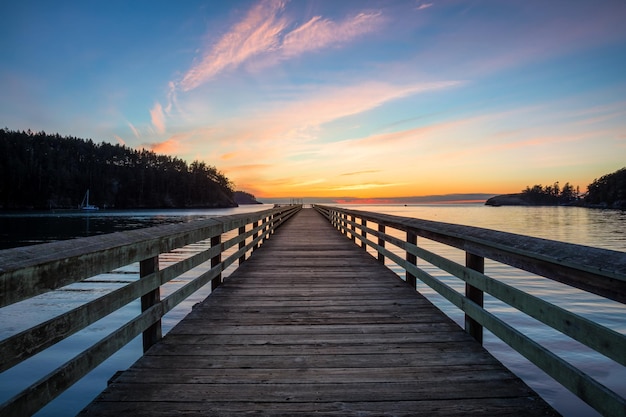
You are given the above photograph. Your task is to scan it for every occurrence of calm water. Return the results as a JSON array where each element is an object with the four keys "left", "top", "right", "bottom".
[
  {"left": 0, "top": 204, "right": 624, "bottom": 416},
  {"left": 0, "top": 206, "right": 273, "bottom": 250},
  {"left": 346, "top": 204, "right": 626, "bottom": 417}
]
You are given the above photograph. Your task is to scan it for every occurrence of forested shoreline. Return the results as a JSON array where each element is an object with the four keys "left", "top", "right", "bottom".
[
  {"left": 0, "top": 129, "right": 237, "bottom": 209},
  {"left": 485, "top": 167, "right": 626, "bottom": 209}
]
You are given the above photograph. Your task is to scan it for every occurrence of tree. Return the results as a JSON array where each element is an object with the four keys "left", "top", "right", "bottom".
[{"left": 0, "top": 129, "right": 237, "bottom": 209}]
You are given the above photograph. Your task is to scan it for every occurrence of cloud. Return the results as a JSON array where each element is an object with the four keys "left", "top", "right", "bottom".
[
  {"left": 329, "top": 182, "right": 407, "bottom": 191},
  {"left": 288, "top": 179, "right": 326, "bottom": 187},
  {"left": 147, "top": 137, "right": 179, "bottom": 154},
  {"left": 165, "top": 81, "right": 179, "bottom": 115},
  {"left": 142, "top": 129, "right": 214, "bottom": 156},
  {"left": 416, "top": 3, "right": 433, "bottom": 11},
  {"left": 113, "top": 134, "right": 126, "bottom": 145},
  {"left": 178, "top": 0, "right": 383, "bottom": 91},
  {"left": 341, "top": 170, "right": 381, "bottom": 176},
  {"left": 281, "top": 12, "right": 383, "bottom": 57},
  {"left": 262, "top": 80, "right": 462, "bottom": 134},
  {"left": 155, "top": 78, "right": 463, "bottom": 195},
  {"left": 225, "top": 163, "right": 274, "bottom": 173},
  {"left": 150, "top": 102, "right": 166, "bottom": 134},
  {"left": 127, "top": 122, "right": 141, "bottom": 138},
  {"left": 220, "top": 152, "right": 238, "bottom": 160},
  {"left": 180, "top": 0, "right": 288, "bottom": 91}
]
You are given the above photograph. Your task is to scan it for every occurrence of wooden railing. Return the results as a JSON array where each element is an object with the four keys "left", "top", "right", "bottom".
[
  {"left": 314, "top": 204, "right": 626, "bottom": 417},
  {"left": 0, "top": 205, "right": 301, "bottom": 416}
]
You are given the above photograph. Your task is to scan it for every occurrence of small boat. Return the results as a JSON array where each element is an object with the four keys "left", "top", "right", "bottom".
[{"left": 81, "top": 189, "right": 99, "bottom": 211}]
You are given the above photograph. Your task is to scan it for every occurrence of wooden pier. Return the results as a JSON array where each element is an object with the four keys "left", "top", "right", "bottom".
[{"left": 79, "top": 209, "right": 558, "bottom": 416}]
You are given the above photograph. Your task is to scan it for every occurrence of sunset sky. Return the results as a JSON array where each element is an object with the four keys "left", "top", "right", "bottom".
[{"left": 2, "top": 0, "right": 625, "bottom": 201}]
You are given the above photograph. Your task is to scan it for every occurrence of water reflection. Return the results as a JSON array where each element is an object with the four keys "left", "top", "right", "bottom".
[
  {"left": 1, "top": 204, "right": 624, "bottom": 417},
  {"left": 0, "top": 206, "right": 274, "bottom": 249},
  {"left": 343, "top": 204, "right": 626, "bottom": 417}
]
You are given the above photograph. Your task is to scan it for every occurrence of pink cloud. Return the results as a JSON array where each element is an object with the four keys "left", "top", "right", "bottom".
[
  {"left": 113, "top": 134, "right": 126, "bottom": 145},
  {"left": 264, "top": 80, "right": 462, "bottom": 131},
  {"left": 148, "top": 137, "right": 180, "bottom": 155},
  {"left": 281, "top": 11, "right": 383, "bottom": 57},
  {"left": 178, "top": 0, "right": 384, "bottom": 91},
  {"left": 150, "top": 102, "right": 166, "bottom": 134},
  {"left": 180, "top": 0, "right": 288, "bottom": 91}
]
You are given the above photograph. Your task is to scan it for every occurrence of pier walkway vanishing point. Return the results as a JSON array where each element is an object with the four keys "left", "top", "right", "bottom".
[{"left": 80, "top": 208, "right": 558, "bottom": 416}]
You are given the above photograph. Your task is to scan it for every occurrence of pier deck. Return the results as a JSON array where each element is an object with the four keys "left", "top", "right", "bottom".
[{"left": 80, "top": 208, "right": 558, "bottom": 416}]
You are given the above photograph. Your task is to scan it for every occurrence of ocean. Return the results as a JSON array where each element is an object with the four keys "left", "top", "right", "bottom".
[{"left": 0, "top": 204, "right": 624, "bottom": 416}]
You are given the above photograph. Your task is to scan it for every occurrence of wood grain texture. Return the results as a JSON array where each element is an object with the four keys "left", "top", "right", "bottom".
[{"left": 79, "top": 208, "right": 559, "bottom": 416}]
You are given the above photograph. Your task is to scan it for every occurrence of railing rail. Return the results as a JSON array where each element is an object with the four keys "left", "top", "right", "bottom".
[
  {"left": 0, "top": 204, "right": 301, "bottom": 416},
  {"left": 314, "top": 204, "right": 626, "bottom": 417}
]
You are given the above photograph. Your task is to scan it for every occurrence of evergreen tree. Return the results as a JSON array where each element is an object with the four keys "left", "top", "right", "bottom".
[{"left": 0, "top": 128, "right": 236, "bottom": 209}]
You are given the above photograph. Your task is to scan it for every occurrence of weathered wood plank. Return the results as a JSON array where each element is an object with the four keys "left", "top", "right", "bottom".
[
  {"left": 79, "top": 208, "right": 559, "bottom": 417},
  {"left": 126, "top": 352, "right": 507, "bottom": 369},
  {"left": 110, "top": 364, "right": 510, "bottom": 384},
  {"left": 93, "top": 379, "right": 535, "bottom": 402},
  {"left": 79, "top": 398, "right": 554, "bottom": 417}
]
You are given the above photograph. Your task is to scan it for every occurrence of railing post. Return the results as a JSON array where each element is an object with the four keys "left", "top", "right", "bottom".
[
  {"left": 253, "top": 221, "right": 259, "bottom": 251},
  {"left": 140, "top": 255, "right": 161, "bottom": 353},
  {"left": 238, "top": 225, "right": 246, "bottom": 265},
  {"left": 465, "top": 252, "right": 484, "bottom": 344},
  {"left": 211, "top": 234, "right": 222, "bottom": 290},
  {"left": 361, "top": 219, "right": 367, "bottom": 250},
  {"left": 264, "top": 216, "right": 269, "bottom": 241},
  {"left": 377, "top": 224, "right": 385, "bottom": 264},
  {"left": 406, "top": 231, "right": 417, "bottom": 288},
  {"left": 339, "top": 213, "right": 345, "bottom": 234},
  {"left": 350, "top": 215, "right": 356, "bottom": 242}
]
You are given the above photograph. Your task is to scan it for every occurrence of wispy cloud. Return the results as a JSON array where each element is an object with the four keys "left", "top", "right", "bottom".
[
  {"left": 341, "top": 170, "right": 381, "bottom": 176},
  {"left": 150, "top": 78, "right": 463, "bottom": 194},
  {"left": 259, "top": 80, "right": 462, "bottom": 135},
  {"left": 147, "top": 137, "right": 179, "bottom": 154},
  {"left": 329, "top": 182, "right": 407, "bottom": 191},
  {"left": 113, "top": 134, "right": 126, "bottom": 145},
  {"left": 150, "top": 102, "right": 166, "bottom": 134},
  {"left": 143, "top": 129, "right": 212, "bottom": 156},
  {"left": 127, "top": 122, "right": 141, "bottom": 138},
  {"left": 416, "top": 3, "right": 433, "bottom": 11},
  {"left": 220, "top": 152, "right": 238, "bottom": 160},
  {"left": 282, "top": 12, "right": 383, "bottom": 57},
  {"left": 178, "top": 0, "right": 384, "bottom": 91},
  {"left": 289, "top": 179, "right": 326, "bottom": 187},
  {"left": 180, "top": 0, "right": 287, "bottom": 91}
]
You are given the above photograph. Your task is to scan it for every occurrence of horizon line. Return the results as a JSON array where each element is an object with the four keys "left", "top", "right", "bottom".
[{"left": 255, "top": 193, "right": 496, "bottom": 204}]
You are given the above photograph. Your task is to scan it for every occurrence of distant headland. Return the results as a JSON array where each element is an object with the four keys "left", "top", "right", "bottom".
[
  {"left": 485, "top": 167, "right": 626, "bottom": 209},
  {"left": 233, "top": 191, "right": 262, "bottom": 205}
]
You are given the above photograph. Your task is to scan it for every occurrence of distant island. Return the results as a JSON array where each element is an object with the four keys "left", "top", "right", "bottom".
[
  {"left": 0, "top": 128, "right": 257, "bottom": 210},
  {"left": 233, "top": 191, "right": 262, "bottom": 205},
  {"left": 485, "top": 167, "right": 626, "bottom": 209}
]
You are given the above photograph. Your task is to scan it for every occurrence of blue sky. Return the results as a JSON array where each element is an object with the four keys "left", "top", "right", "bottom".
[{"left": 2, "top": 0, "right": 625, "bottom": 199}]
